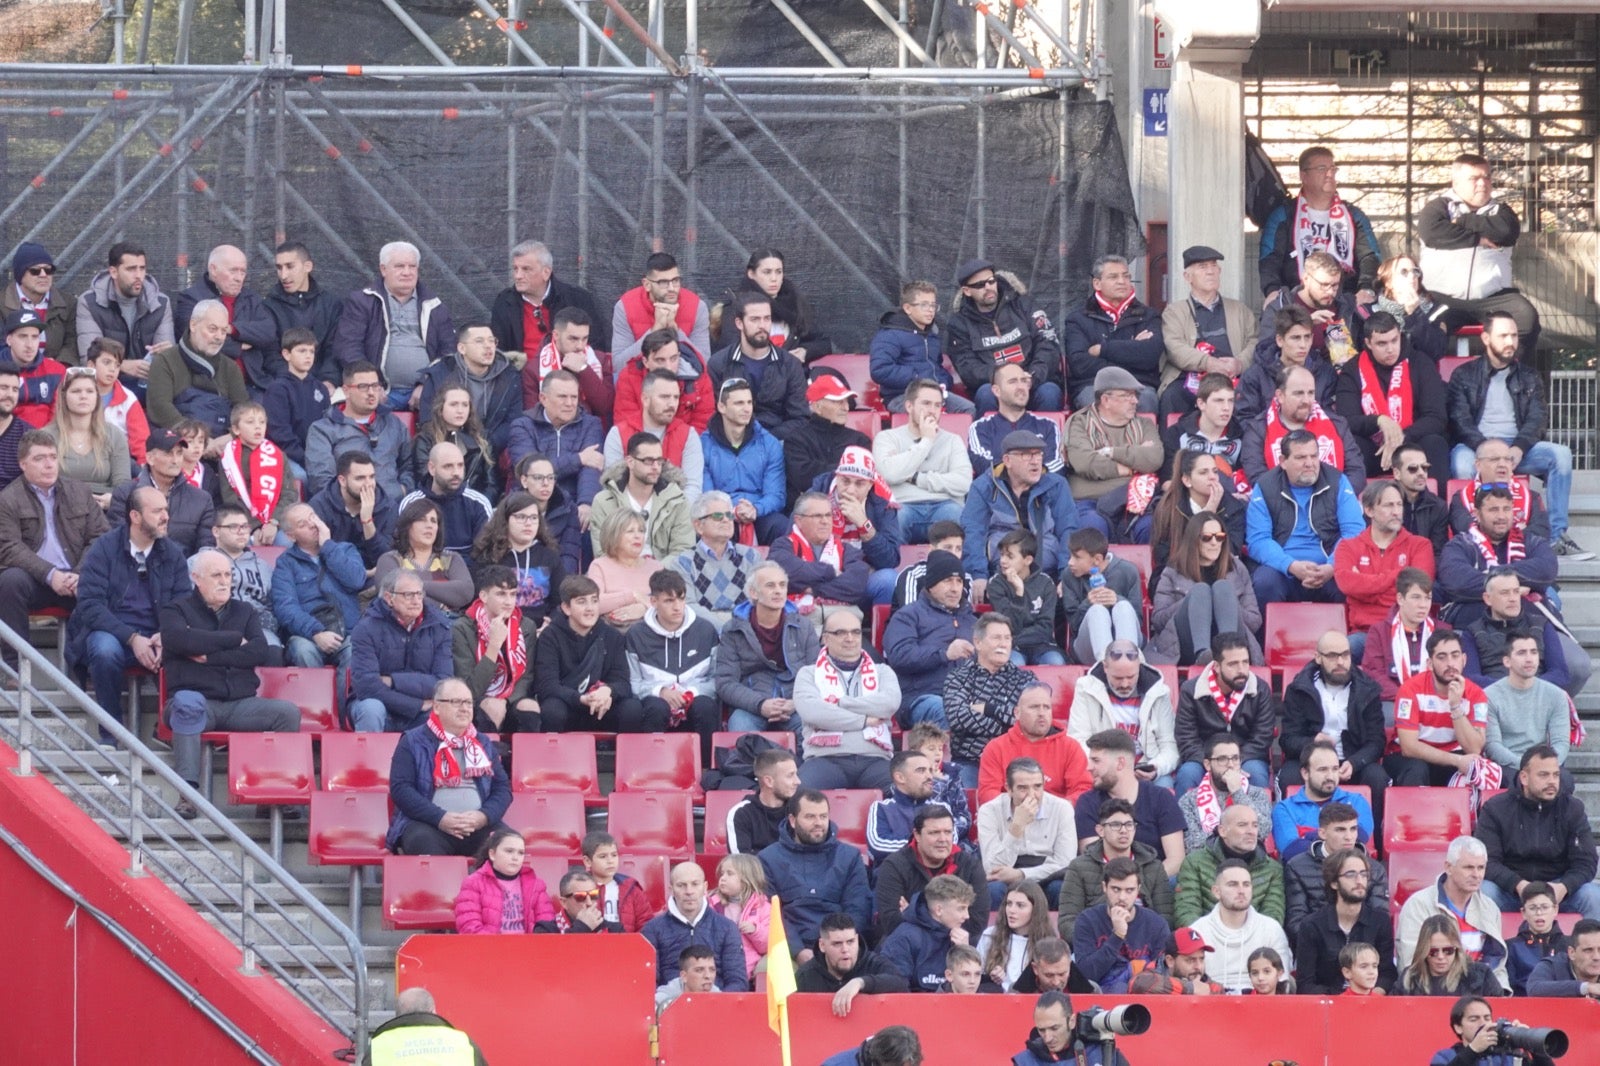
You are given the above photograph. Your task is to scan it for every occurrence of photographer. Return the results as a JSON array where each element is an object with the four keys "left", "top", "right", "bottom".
[
  {"left": 1012, "top": 991, "right": 1133, "bottom": 1066},
  {"left": 1430, "top": 996, "right": 1557, "bottom": 1066}
]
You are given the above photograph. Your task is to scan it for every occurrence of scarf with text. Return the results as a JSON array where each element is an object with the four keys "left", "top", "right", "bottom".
[
  {"left": 1466, "top": 524, "right": 1524, "bottom": 566},
  {"left": 534, "top": 338, "right": 604, "bottom": 383},
  {"left": 467, "top": 598, "right": 527, "bottom": 698},
  {"left": 1198, "top": 660, "right": 1246, "bottom": 724},
  {"left": 831, "top": 446, "right": 896, "bottom": 546},
  {"left": 1095, "top": 290, "right": 1137, "bottom": 327},
  {"left": 1458, "top": 478, "right": 1533, "bottom": 530},
  {"left": 1293, "top": 192, "right": 1356, "bottom": 272},
  {"left": 427, "top": 711, "right": 493, "bottom": 788},
  {"left": 1356, "top": 351, "right": 1414, "bottom": 426},
  {"left": 806, "top": 646, "right": 892, "bottom": 753},
  {"left": 219, "top": 438, "right": 285, "bottom": 524},
  {"left": 1262, "top": 398, "right": 1344, "bottom": 471},
  {"left": 1191, "top": 771, "right": 1243, "bottom": 838},
  {"left": 1389, "top": 614, "right": 1434, "bottom": 686}
]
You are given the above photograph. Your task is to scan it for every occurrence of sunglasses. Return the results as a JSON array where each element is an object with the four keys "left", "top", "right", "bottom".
[
  {"left": 64, "top": 366, "right": 97, "bottom": 379},
  {"left": 964, "top": 276, "right": 999, "bottom": 289},
  {"left": 1105, "top": 648, "right": 1140, "bottom": 662},
  {"left": 1428, "top": 946, "right": 1458, "bottom": 958},
  {"left": 565, "top": 891, "right": 600, "bottom": 903},
  {"left": 1199, "top": 532, "right": 1228, "bottom": 544},
  {"left": 25, "top": 265, "right": 55, "bottom": 277},
  {"left": 698, "top": 511, "right": 734, "bottom": 522},
  {"left": 719, "top": 377, "right": 751, "bottom": 397},
  {"left": 1403, "top": 463, "right": 1430, "bottom": 473}
]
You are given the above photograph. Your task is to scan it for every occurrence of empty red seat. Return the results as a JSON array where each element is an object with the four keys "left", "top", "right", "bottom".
[
  {"left": 1387, "top": 849, "right": 1446, "bottom": 917},
  {"left": 307, "top": 791, "right": 390, "bottom": 866},
  {"left": 320, "top": 732, "right": 400, "bottom": 792},
  {"left": 227, "top": 732, "right": 315, "bottom": 806},
  {"left": 523, "top": 854, "right": 582, "bottom": 899},
  {"left": 1386, "top": 787, "right": 1470, "bottom": 852},
  {"left": 1265, "top": 602, "right": 1348, "bottom": 676},
  {"left": 254, "top": 666, "right": 339, "bottom": 733},
  {"left": 607, "top": 790, "right": 695, "bottom": 857},
  {"left": 619, "top": 854, "right": 671, "bottom": 916},
  {"left": 1022, "top": 664, "right": 1087, "bottom": 725},
  {"left": 252, "top": 545, "right": 286, "bottom": 570},
  {"left": 1500, "top": 911, "right": 1581, "bottom": 942},
  {"left": 702, "top": 790, "right": 745, "bottom": 856},
  {"left": 822, "top": 789, "right": 880, "bottom": 856},
  {"left": 382, "top": 855, "right": 470, "bottom": 931},
  {"left": 813, "top": 354, "right": 880, "bottom": 408},
  {"left": 844, "top": 409, "right": 882, "bottom": 437},
  {"left": 511, "top": 733, "right": 601, "bottom": 802},
  {"left": 504, "top": 791, "right": 588, "bottom": 857},
  {"left": 393, "top": 410, "right": 416, "bottom": 436},
  {"left": 614, "top": 733, "right": 703, "bottom": 799},
  {"left": 898, "top": 544, "right": 932, "bottom": 568}
]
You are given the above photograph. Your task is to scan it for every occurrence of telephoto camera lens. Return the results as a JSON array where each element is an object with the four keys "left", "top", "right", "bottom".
[
  {"left": 1495, "top": 1020, "right": 1568, "bottom": 1058},
  {"left": 1076, "top": 1004, "right": 1152, "bottom": 1040}
]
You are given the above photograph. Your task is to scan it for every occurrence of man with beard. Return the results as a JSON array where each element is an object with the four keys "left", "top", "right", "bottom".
[
  {"left": 1175, "top": 805, "right": 1285, "bottom": 928},
  {"left": 613, "top": 328, "right": 709, "bottom": 436},
  {"left": 74, "top": 241, "right": 174, "bottom": 392},
  {"left": 875, "top": 805, "right": 988, "bottom": 942},
  {"left": 523, "top": 306, "right": 614, "bottom": 424},
  {"left": 415, "top": 320, "right": 523, "bottom": 450},
  {"left": 1437, "top": 487, "right": 1558, "bottom": 626},
  {"left": 1070, "top": 859, "right": 1172, "bottom": 993},
  {"left": 396, "top": 442, "right": 493, "bottom": 555},
  {"left": 1447, "top": 438, "right": 1552, "bottom": 542},
  {"left": 603, "top": 369, "right": 702, "bottom": 498},
  {"left": 1187, "top": 858, "right": 1294, "bottom": 992},
  {"left": 865, "top": 750, "right": 943, "bottom": 866},
  {"left": 1385, "top": 630, "right": 1490, "bottom": 787},
  {"left": 1278, "top": 631, "right": 1390, "bottom": 821},
  {"left": 1074, "top": 729, "right": 1186, "bottom": 878},
  {"left": 1334, "top": 311, "right": 1449, "bottom": 479},
  {"left": 1241, "top": 364, "right": 1364, "bottom": 488},
  {"left": 586, "top": 434, "right": 694, "bottom": 561},
  {"left": 883, "top": 551, "right": 976, "bottom": 729},
  {"left": 146, "top": 299, "right": 249, "bottom": 433},
  {"left": 699, "top": 377, "right": 787, "bottom": 545},
  {"left": 0, "top": 364, "right": 29, "bottom": 489},
  {"left": 947, "top": 259, "right": 1065, "bottom": 413},
  {"left": 1245, "top": 430, "right": 1364, "bottom": 608},
  {"left": 759, "top": 789, "right": 874, "bottom": 958},
  {"left": 706, "top": 292, "right": 808, "bottom": 440},
  {"left": 612, "top": 251, "right": 710, "bottom": 369},
  {"left": 1476, "top": 746, "right": 1600, "bottom": 919},
  {"left": 1177, "top": 732, "right": 1273, "bottom": 853},
  {"left": 1058, "top": 798, "right": 1176, "bottom": 941},
  {"left": 1174, "top": 633, "right": 1278, "bottom": 794},
  {"left": 1283, "top": 801, "right": 1390, "bottom": 934},
  {"left": 967, "top": 362, "right": 1065, "bottom": 476},
  {"left": 1293, "top": 847, "right": 1396, "bottom": 993},
  {"left": 1272, "top": 738, "right": 1377, "bottom": 863}
]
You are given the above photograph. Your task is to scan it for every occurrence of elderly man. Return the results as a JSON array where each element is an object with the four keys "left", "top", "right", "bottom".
[
  {"left": 1062, "top": 255, "right": 1163, "bottom": 411},
  {"left": 706, "top": 292, "right": 809, "bottom": 440},
  {"left": 1397, "top": 835, "right": 1508, "bottom": 988},
  {"left": 303, "top": 360, "right": 410, "bottom": 501},
  {"left": 1332, "top": 480, "right": 1435, "bottom": 653},
  {"left": 668, "top": 490, "right": 762, "bottom": 629},
  {"left": 613, "top": 252, "right": 712, "bottom": 368},
  {"left": 1437, "top": 486, "right": 1558, "bottom": 625},
  {"left": 947, "top": 259, "right": 1064, "bottom": 413},
  {"left": 1334, "top": 311, "right": 1449, "bottom": 479},
  {"left": 882, "top": 550, "right": 975, "bottom": 729},
  {"left": 334, "top": 241, "right": 455, "bottom": 412},
  {"left": 872, "top": 379, "right": 972, "bottom": 544},
  {"left": 396, "top": 441, "right": 493, "bottom": 555},
  {"left": 5, "top": 242, "right": 75, "bottom": 365},
  {"left": 272, "top": 504, "right": 365, "bottom": 671},
  {"left": 385, "top": 676, "right": 510, "bottom": 858},
  {"left": 641, "top": 861, "right": 750, "bottom": 991},
  {"left": 794, "top": 606, "right": 901, "bottom": 790},
  {"left": 491, "top": 239, "right": 609, "bottom": 358},
  {"left": 784, "top": 376, "right": 872, "bottom": 506},
  {"left": 1070, "top": 640, "right": 1181, "bottom": 789},
  {"left": 1259, "top": 146, "right": 1382, "bottom": 301},
  {"left": 943, "top": 614, "right": 1034, "bottom": 787},
  {"left": 614, "top": 327, "right": 710, "bottom": 436},
  {"left": 1063, "top": 367, "right": 1164, "bottom": 537},
  {"left": 978, "top": 757, "right": 1079, "bottom": 908},
  {"left": 978, "top": 679, "right": 1093, "bottom": 805},
  {"left": 349, "top": 569, "right": 453, "bottom": 733},
  {"left": 875, "top": 804, "right": 989, "bottom": 941},
  {"left": 263, "top": 241, "right": 343, "bottom": 382},
  {"left": 520, "top": 306, "right": 614, "bottom": 423},
  {"left": 160, "top": 550, "right": 299, "bottom": 813},
  {"left": 146, "top": 299, "right": 249, "bottom": 433},
  {"left": 74, "top": 241, "right": 174, "bottom": 377},
  {"left": 1177, "top": 732, "right": 1274, "bottom": 854},
  {"left": 1158, "top": 245, "right": 1257, "bottom": 419},
  {"left": 604, "top": 368, "right": 702, "bottom": 497},
  {"left": 108, "top": 427, "right": 215, "bottom": 556},
  {"left": 0, "top": 431, "right": 109, "bottom": 671},
  {"left": 414, "top": 320, "right": 522, "bottom": 450},
  {"left": 174, "top": 244, "right": 279, "bottom": 393},
  {"left": 769, "top": 491, "right": 872, "bottom": 613},
  {"left": 760, "top": 789, "right": 875, "bottom": 957},
  {"left": 961, "top": 430, "right": 1078, "bottom": 606},
  {"left": 67, "top": 486, "right": 190, "bottom": 738},
  {"left": 714, "top": 562, "right": 818, "bottom": 739},
  {"left": 700, "top": 376, "right": 787, "bottom": 546},
  {"left": 1245, "top": 430, "right": 1365, "bottom": 607},
  {"left": 1241, "top": 364, "right": 1364, "bottom": 489},
  {"left": 1476, "top": 745, "right": 1600, "bottom": 919}
]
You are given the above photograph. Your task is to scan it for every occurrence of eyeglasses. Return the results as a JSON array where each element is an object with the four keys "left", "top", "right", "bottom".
[
  {"left": 348, "top": 381, "right": 383, "bottom": 391},
  {"left": 646, "top": 275, "right": 682, "bottom": 287},
  {"left": 1206, "top": 753, "right": 1241, "bottom": 765},
  {"left": 1317, "top": 649, "right": 1353, "bottom": 660},
  {"left": 433, "top": 697, "right": 473, "bottom": 708},
  {"left": 1396, "top": 267, "right": 1420, "bottom": 277},
  {"left": 631, "top": 455, "right": 665, "bottom": 466},
  {"left": 1302, "top": 164, "right": 1339, "bottom": 174},
  {"left": 1428, "top": 946, "right": 1458, "bottom": 959},
  {"left": 1199, "top": 532, "right": 1228, "bottom": 544},
  {"left": 964, "top": 276, "right": 999, "bottom": 289},
  {"left": 25, "top": 265, "right": 54, "bottom": 277},
  {"left": 390, "top": 590, "right": 425, "bottom": 601},
  {"left": 1403, "top": 463, "right": 1430, "bottom": 473},
  {"left": 565, "top": 890, "right": 600, "bottom": 902},
  {"left": 697, "top": 511, "right": 734, "bottom": 522},
  {"left": 1338, "top": 870, "right": 1371, "bottom": 881},
  {"left": 824, "top": 627, "right": 863, "bottom": 637},
  {"left": 524, "top": 473, "right": 556, "bottom": 484},
  {"left": 1099, "top": 820, "right": 1136, "bottom": 831},
  {"left": 215, "top": 523, "right": 251, "bottom": 533},
  {"left": 510, "top": 511, "right": 540, "bottom": 524},
  {"left": 796, "top": 511, "right": 831, "bottom": 520}
]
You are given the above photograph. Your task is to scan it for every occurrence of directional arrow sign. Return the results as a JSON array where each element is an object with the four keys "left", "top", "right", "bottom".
[{"left": 1143, "top": 88, "right": 1169, "bottom": 138}]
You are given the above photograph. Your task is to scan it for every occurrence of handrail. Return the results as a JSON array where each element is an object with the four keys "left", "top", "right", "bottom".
[{"left": 0, "top": 619, "right": 368, "bottom": 1059}]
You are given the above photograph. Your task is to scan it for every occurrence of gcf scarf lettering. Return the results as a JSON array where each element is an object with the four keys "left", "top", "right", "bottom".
[
  {"left": 1293, "top": 193, "right": 1356, "bottom": 272},
  {"left": 219, "top": 438, "right": 285, "bottom": 524},
  {"left": 426, "top": 711, "right": 493, "bottom": 788},
  {"left": 1262, "top": 399, "right": 1344, "bottom": 471},
  {"left": 467, "top": 599, "right": 527, "bottom": 698},
  {"left": 806, "top": 645, "right": 893, "bottom": 753},
  {"left": 1356, "top": 352, "right": 1414, "bottom": 426},
  {"left": 1190, "top": 771, "right": 1244, "bottom": 838},
  {"left": 1198, "top": 660, "right": 1246, "bottom": 725}
]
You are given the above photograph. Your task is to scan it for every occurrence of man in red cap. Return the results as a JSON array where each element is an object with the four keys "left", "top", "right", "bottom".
[
  {"left": 784, "top": 374, "right": 872, "bottom": 509},
  {"left": 1160, "top": 926, "right": 1225, "bottom": 995}
]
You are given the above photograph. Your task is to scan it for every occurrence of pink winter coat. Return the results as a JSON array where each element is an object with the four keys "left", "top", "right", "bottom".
[
  {"left": 454, "top": 863, "right": 557, "bottom": 934},
  {"left": 714, "top": 891, "right": 772, "bottom": 980}
]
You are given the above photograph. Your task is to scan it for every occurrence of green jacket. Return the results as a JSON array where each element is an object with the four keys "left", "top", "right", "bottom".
[{"left": 1173, "top": 838, "right": 1285, "bottom": 928}]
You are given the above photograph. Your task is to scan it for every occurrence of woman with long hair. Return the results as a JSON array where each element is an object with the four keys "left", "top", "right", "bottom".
[
  {"left": 976, "top": 881, "right": 1053, "bottom": 992},
  {"left": 47, "top": 365, "right": 131, "bottom": 507},
  {"left": 586, "top": 510, "right": 661, "bottom": 630},
  {"left": 516, "top": 453, "right": 581, "bottom": 575},
  {"left": 472, "top": 491, "right": 566, "bottom": 629},
  {"left": 1375, "top": 254, "right": 1450, "bottom": 361},
  {"left": 1392, "top": 915, "right": 1503, "bottom": 997},
  {"left": 1148, "top": 451, "right": 1247, "bottom": 584},
  {"left": 1147, "top": 510, "right": 1263, "bottom": 666},
  {"left": 374, "top": 498, "right": 475, "bottom": 613},
  {"left": 404, "top": 385, "right": 497, "bottom": 497},
  {"left": 717, "top": 248, "right": 831, "bottom": 362}
]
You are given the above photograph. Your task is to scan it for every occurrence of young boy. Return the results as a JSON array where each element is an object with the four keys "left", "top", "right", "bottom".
[
  {"left": 172, "top": 417, "right": 218, "bottom": 498},
  {"left": 217, "top": 400, "right": 297, "bottom": 545},
  {"left": 262, "top": 326, "right": 329, "bottom": 483},
  {"left": 1337, "top": 941, "right": 1383, "bottom": 996},
  {"left": 211, "top": 504, "right": 279, "bottom": 646},
  {"left": 939, "top": 944, "right": 986, "bottom": 994},
  {"left": 582, "top": 830, "right": 656, "bottom": 933},
  {"left": 905, "top": 722, "right": 971, "bottom": 842},
  {"left": 1059, "top": 527, "right": 1143, "bottom": 664},
  {"left": 1506, "top": 881, "right": 1568, "bottom": 996},
  {"left": 891, "top": 521, "right": 968, "bottom": 612},
  {"left": 531, "top": 575, "right": 649, "bottom": 732},
  {"left": 89, "top": 337, "right": 151, "bottom": 465},
  {"left": 985, "top": 529, "right": 1066, "bottom": 665}
]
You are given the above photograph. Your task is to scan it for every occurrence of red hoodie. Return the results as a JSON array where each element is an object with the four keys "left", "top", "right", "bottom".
[{"left": 976, "top": 725, "right": 1093, "bottom": 806}]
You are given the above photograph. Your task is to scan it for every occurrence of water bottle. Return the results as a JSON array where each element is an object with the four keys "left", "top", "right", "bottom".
[{"left": 1088, "top": 566, "right": 1106, "bottom": 591}]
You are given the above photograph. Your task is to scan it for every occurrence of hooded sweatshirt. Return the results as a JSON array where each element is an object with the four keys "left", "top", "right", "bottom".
[
  {"left": 530, "top": 609, "right": 633, "bottom": 707},
  {"left": 625, "top": 604, "right": 720, "bottom": 698}
]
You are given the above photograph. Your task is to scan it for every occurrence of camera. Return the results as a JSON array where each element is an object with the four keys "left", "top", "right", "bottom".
[
  {"left": 1076, "top": 1004, "right": 1152, "bottom": 1042},
  {"left": 1494, "top": 1020, "right": 1568, "bottom": 1059}
]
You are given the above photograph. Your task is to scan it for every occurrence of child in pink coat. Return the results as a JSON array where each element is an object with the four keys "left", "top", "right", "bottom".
[
  {"left": 455, "top": 829, "right": 557, "bottom": 934},
  {"left": 712, "top": 853, "right": 771, "bottom": 981}
]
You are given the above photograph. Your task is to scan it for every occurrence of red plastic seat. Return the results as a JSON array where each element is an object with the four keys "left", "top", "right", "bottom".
[
  {"left": 504, "top": 791, "right": 588, "bottom": 857},
  {"left": 813, "top": 354, "right": 880, "bottom": 409},
  {"left": 1265, "top": 602, "right": 1348, "bottom": 676},
  {"left": 898, "top": 544, "right": 932, "bottom": 568},
  {"left": 320, "top": 732, "right": 400, "bottom": 792},
  {"left": 888, "top": 411, "right": 974, "bottom": 439},
  {"left": 1451, "top": 324, "right": 1483, "bottom": 360},
  {"left": 870, "top": 603, "right": 892, "bottom": 655},
  {"left": 382, "top": 854, "right": 469, "bottom": 931},
  {"left": 701, "top": 790, "right": 744, "bottom": 856},
  {"left": 606, "top": 790, "right": 695, "bottom": 857},
  {"left": 1385, "top": 787, "right": 1470, "bottom": 853},
  {"left": 252, "top": 545, "right": 286, "bottom": 570},
  {"left": 523, "top": 854, "right": 582, "bottom": 899},
  {"left": 614, "top": 734, "right": 703, "bottom": 799},
  {"left": 822, "top": 789, "right": 880, "bottom": 856},
  {"left": 1500, "top": 911, "right": 1581, "bottom": 942},
  {"left": 1022, "top": 664, "right": 1087, "bottom": 725},
  {"left": 844, "top": 409, "right": 882, "bottom": 437},
  {"left": 254, "top": 666, "right": 339, "bottom": 733},
  {"left": 1387, "top": 849, "right": 1446, "bottom": 917},
  {"left": 511, "top": 733, "right": 602, "bottom": 803},
  {"left": 1475, "top": 788, "right": 1504, "bottom": 823},
  {"left": 1438, "top": 355, "right": 1473, "bottom": 382},
  {"left": 1152, "top": 664, "right": 1180, "bottom": 700},
  {"left": 307, "top": 790, "right": 390, "bottom": 866},
  {"left": 393, "top": 410, "right": 416, "bottom": 436},
  {"left": 618, "top": 854, "right": 671, "bottom": 915},
  {"left": 227, "top": 732, "right": 315, "bottom": 806}
]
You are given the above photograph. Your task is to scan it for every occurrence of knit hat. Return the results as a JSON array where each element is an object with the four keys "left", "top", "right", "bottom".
[
  {"left": 834, "top": 445, "right": 895, "bottom": 505},
  {"left": 1093, "top": 365, "right": 1143, "bottom": 397},
  {"left": 923, "top": 549, "right": 962, "bottom": 589},
  {"left": 10, "top": 242, "right": 54, "bottom": 278},
  {"left": 955, "top": 258, "right": 994, "bottom": 287}
]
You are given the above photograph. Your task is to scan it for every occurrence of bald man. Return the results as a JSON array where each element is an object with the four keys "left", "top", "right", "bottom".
[
  {"left": 362, "top": 986, "right": 489, "bottom": 1066},
  {"left": 640, "top": 861, "right": 751, "bottom": 991},
  {"left": 174, "top": 244, "right": 280, "bottom": 393},
  {"left": 396, "top": 440, "right": 494, "bottom": 554}
]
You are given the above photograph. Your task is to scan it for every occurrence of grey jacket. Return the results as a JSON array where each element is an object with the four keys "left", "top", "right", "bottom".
[{"left": 714, "top": 601, "right": 821, "bottom": 716}]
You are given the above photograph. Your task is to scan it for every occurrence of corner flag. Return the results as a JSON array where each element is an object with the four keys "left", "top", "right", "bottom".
[{"left": 766, "top": 895, "right": 797, "bottom": 1066}]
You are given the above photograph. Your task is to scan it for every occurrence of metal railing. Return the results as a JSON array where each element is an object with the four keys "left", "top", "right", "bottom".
[
  {"left": 0, "top": 620, "right": 368, "bottom": 1059},
  {"left": 1548, "top": 369, "right": 1600, "bottom": 470}
]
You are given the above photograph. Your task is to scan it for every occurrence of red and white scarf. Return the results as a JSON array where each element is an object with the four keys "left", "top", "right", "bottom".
[
  {"left": 807, "top": 646, "right": 893, "bottom": 753},
  {"left": 1447, "top": 754, "right": 1504, "bottom": 812},
  {"left": 1293, "top": 193, "right": 1356, "bottom": 272},
  {"left": 785, "top": 527, "right": 843, "bottom": 609},
  {"left": 1389, "top": 615, "right": 1434, "bottom": 686},
  {"left": 535, "top": 338, "right": 604, "bottom": 382},
  {"left": 1465, "top": 524, "right": 1524, "bottom": 566},
  {"left": 831, "top": 446, "right": 897, "bottom": 546},
  {"left": 1191, "top": 773, "right": 1235, "bottom": 837},
  {"left": 426, "top": 711, "right": 493, "bottom": 788},
  {"left": 1356, "top": 352, "right": 1414, "bottom": 426},
  {"left": 1458, "top": 478, "right": 1533, "bottom": 531},
  {"left": 467, "top": 598, "right": 527, "bottom": 699},
  {"left": 1198, "top": 660, "right": 1246, "bottom": 724},
  {"left": 1095, "top": 290, "right": 1136, "bottom": 327},
  {"left": 219, "top": 438, "right": 285, "bottom": 524},
  {"left": 1262, "top": 399, "right": 1344, "bottom": 471}
]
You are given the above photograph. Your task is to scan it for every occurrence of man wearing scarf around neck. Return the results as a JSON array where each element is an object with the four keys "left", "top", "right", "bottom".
[
  {"left": 794, "top": 604, "right": 902, "bottom": 791},
  {"left": 451, "top": 565, "right": 539, "bottom": 735},
  {"left": 809, "top": 445, "right": 903, "bottom": 606},
  {"left": 385, "top": 676, "right": 511, "bottom": 857},
  {"left": 771, "top": 490, "right": 872, "bottom": 617},
  {"left": 1258, "top": 145, "right": 1382, "bottom": 303},
  {"left": 1436, "top": 486, "right": 1558, "bottom": 628},
  {"left": 1241, "top": 363, "right": 1365, "bottom": 489},
  {"left": 1334, "top": 311, "right": 1450, "bottom": 480},
  {"left": 1063, "top": 255, "right": 1163, "bottom": 412}
]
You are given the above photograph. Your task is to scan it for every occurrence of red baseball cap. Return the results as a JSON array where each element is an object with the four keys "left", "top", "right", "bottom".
[
  {"left": 1170, "top": 927, "right": 1214, "bottom": 955},
  {"left": 806, "top": 377, "right": 855, "bottom": 404}
]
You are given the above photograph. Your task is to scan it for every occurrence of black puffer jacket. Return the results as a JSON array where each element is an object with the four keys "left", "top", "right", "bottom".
[{"left": 946, "top": 274, "right": 1064, "bottom": 393}]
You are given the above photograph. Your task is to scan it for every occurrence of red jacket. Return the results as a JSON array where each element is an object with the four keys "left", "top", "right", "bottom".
[
  {"left": 619, "top": 285, "right": 701, "bottom": 343},
  {"left": 1332, "top": 526, "right": 1435, "bottom": 633},
  {"left": 976, "top": 725, "right": 1093, "bottom": 807},
  {"left": 615, "top": 872, "right": 656, "bottom": 933},
  {"left": 454, "top": 863, "right": 557, "bottom": 934},
  {"left": 15, "top": 354, "right": 67, "bottom": 428},
  {"left": 613, "top": 355, "right": 714, "bottom": 435}
]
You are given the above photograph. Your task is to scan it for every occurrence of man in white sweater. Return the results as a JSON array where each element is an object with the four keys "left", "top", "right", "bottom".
[
  {"left": 977, "top": 756, "right": 1079, "bottom": 910},
  {"left": 873, "top": 378, "right": 974, "bottom": 544},
  {"left": 1188, "top": 857, "right": 1294, "bottom": 992}
]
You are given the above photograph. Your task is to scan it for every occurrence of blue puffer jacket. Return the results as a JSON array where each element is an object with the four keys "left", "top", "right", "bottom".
[
  {"left": 869, "top": 309, "right": 952, "bottom": 403},
  {"left": 877, "top": 892, "right": 954, "bottom": 992},
  {"left": 350, "top": 599, "right": 454, "bottom": 732},
  {"left": 881, "top": 594, "right": 976, "bottom": 706},
  {"left": 66, "top": 526, "right": 192, "bottom": 671},
  {"left": 332, "top": 277, "right": 457, "bottom": 379},
  {"left": 702, "top": 416, "right": 786, "bottom": 519},
  {"left": 640, "top": 900, "right": 751, "bottom": 992},
  {"left": 960, "top": 467, "right": 1078, "bottom": 580},
  {"left": 808, "top": 471, "right": 902, "bottom": 571},
  {"left": 270, "top": 540, "right": 366, "bottom": 641},
  {"left": 757, "top": 820, "right": 873, "bottom": 950},
  {"left": 384, "top": 722, "right": 510, "bottom": 850}
]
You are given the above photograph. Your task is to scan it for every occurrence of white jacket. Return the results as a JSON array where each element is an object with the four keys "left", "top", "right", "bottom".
[{"left": 1067, "top": 667, "right": 1180, "bottom": 777}]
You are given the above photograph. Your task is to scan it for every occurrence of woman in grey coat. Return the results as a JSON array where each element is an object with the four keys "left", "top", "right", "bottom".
[{"left": 1146, "top": 510, "right": 1262, "bottom": 666}]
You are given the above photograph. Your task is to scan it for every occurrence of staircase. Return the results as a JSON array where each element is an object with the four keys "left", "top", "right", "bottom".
[{"left": 1553, "top": 469, "right": 1600, "bottom": 826}]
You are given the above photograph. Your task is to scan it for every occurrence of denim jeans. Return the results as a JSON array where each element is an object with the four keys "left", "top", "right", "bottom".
[
  {"left": 85, "top": 630, "right": 141, "bottom": 740},
  {"left": 898, "top": 500, "right": 964, "bottom": 545},
  {"left": 1450, "top": 440, "right": 1573, "bottom": 539},
  {"left": 348, "top": 697, "right": 389, "bottom": 733},
  {"left": 1012, "top": 648, "right": 1068, "bottom": 666},
  {"left": 726, "top": 707, "right": 802, "bottom": 739},
  {"left": 899, "top": 693, "right": 947, "bottom": 730}
]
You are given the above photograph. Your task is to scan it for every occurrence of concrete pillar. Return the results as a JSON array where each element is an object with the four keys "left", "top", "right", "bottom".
[{"left": 1167, "top": 60, "right": 1247, "bottom": 298}]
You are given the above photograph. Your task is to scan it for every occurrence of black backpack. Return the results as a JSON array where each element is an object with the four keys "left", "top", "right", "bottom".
[
  {"left": 701, "top": 733, "right": 784, "bottom": 792},
  {"left": 1245, "top": 130, "right": 1291, "bottom": 229}
]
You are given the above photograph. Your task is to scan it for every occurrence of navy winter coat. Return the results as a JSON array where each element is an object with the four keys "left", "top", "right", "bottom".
[
  {"left": 333, "top": 278, "right": 456, "bottom": 379},
  {"left": 504, "top": 405, "right": 605, "bottom": 506},
  {"left": 808, "top": 470, "right": 902, "bottom": 571},
  {"left": 175, "top": 276, "right": 282, "bottom": 391},
  {"left": 262, "top": 277, "right": 345, "bottom": 382},
  {"left": 350, "top": 599, "right": 454, "bottom": 732},
  {"left": 385, "top": 722, "right": 510, "bottom": 850},
  {"left": 66, "top": 526, "right": 192, "bottom": 670},
  {"left": 1062, "top": 295, "right": 1166, "bottom": 398},
  {"left": 877, "top": 892, "right": 956, "bottom": 992},
  {"left": 960, "top": 468, "right": 1079, "bottom": 580},
  {"left": 758, "top": 820, "right": 873, "bottom": 950},
  {"left": 307, "top": 479, "right": 396, "bottom": 571},
  {"left": 869, "top": 309, "right": 953, "bottom": 403},
  {"left": 882, "top": 594, "right": 977, "bottom": 705},
  {"left": 640, "top": 902, "right": 752, "bottom": 991}
]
